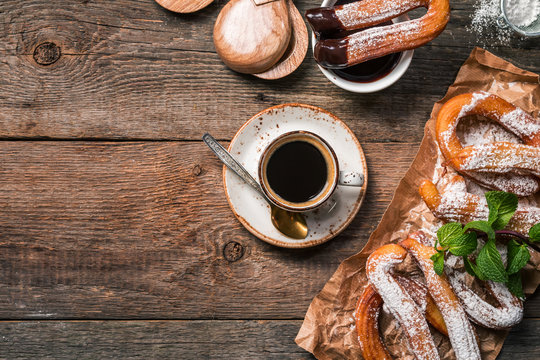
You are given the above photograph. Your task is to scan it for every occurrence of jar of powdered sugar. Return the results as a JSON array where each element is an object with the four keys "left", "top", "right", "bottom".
[{"left": 498, "top": 0, "right": 540, "bottom": 37}]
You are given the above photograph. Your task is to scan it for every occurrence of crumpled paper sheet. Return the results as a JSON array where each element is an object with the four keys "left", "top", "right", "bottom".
[{"left": 295, "top": 47, "right": 540, "bottom": 360}]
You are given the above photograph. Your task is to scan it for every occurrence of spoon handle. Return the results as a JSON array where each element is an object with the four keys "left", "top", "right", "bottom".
[{"left": 202, "top": 133, "right": 264, "bottom": 195}]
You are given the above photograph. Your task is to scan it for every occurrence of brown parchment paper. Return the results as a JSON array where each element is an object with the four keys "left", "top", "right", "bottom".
[{"left": 295, "top": 48, "right": 540, "bottom": 360}]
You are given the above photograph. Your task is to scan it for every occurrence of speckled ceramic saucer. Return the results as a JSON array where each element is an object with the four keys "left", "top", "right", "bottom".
[{"left": 223, "top": 104, "right": 367, "bottom": 248}]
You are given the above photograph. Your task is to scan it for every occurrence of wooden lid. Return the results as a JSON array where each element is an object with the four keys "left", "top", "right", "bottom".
[
  {"left": 213, "top": 0, "right": 291, "bottom": 74},
  {"left": 155, "top": 0, "right": 213, "bottom": 14}
]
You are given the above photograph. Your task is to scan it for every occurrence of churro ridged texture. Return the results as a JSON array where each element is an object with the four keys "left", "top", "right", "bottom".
[
  {"left": 400, "top": 236, "right": 481, "bottom": 360},
  {"left": 355, "top": 276, "right": 449, "bottom": 359},
  {"left": 419, "top": 175, "right": 540, "bottom": 236},
  {"left": 436, "top": 92, "right": 540, "bottom": 196},
  {"left": 365, "top": 244, "right": 440, "bottom": 359},
  {"left": 355, "top": 284, "right": 392, "bottom": 360},
  {"left": 408, "top": 230, "right": 524, "bottom": 329},
  {"left": 359, "top": 234, "right": 490, "bottom": 359},
  {"left": 445, "top": 252, "right": 523, "bottom": 330},
  {"left": 306, "top": 0, "right": 450, "bottom": 68},
  {"left": 394, "top": 274, "right": 448, "bottom": 336}
]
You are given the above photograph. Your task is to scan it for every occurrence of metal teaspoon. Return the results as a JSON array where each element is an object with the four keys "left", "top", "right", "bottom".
[{"left": 203, "top": 133, "right": 308, "bottom": 239}]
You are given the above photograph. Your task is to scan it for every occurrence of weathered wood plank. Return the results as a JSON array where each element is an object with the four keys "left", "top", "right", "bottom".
[
  {"left": 0, "top": 141, "right": 538, "bottom": 319},
  {"left": 1, "top": 0, "right": 538, "bottom": 141},
  {"left": 1, "top": 1, "right": 539, "bottom": 357},
  {"left": 0, "top": 320, "right": 312, "bottom": 359},
  {"left": 0, "top": 141, "right": 414, "bottom": 319},
  {"left": 0, "top": 318, "right": 538, "bottom": 359},
  {"left": 497, "top": 318, "right": 540, "bottom": 359}
]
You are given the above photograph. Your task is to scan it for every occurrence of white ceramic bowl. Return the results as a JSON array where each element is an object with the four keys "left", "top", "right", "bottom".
[{"left": 312, "top": 0, "right": 414, "bottom": 93}]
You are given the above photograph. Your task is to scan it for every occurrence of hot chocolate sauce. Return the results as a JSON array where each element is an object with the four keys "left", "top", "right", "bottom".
[{"left": 332, "top": 51, "right": 401, "bottom": 83}]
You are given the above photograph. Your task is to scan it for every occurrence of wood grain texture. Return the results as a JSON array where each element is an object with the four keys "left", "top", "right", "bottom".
[
  {"left": 155, "top": 0, "right": 214, "bottom": 14},
  {"left": 0, "top": 319, "right": 539, "bottom": 359},
  {"left": 1, "top": 0, "right": 539, "bottom": 141},
  {"left": 0, "top": 141, "right": 416, "bottom": 319},
  {"left": 0, "top": 140, "right": 538, "bottom": 320},
  {"left": 213, "top": 0, "right": 291, "bottom": 74},
  {"left": 1, "top": 0, "right": 540, "bottom": 357},
  {"left": 0, "top": 320, "right": 312, "bottom": 359},
  {"left": 253, "top": 0, "right": 308, "bottom": 80}
]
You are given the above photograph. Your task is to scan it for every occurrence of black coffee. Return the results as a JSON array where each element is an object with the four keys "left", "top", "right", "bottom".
[{"left": 266, "top": 141, "right": 328, "bottom": 203}]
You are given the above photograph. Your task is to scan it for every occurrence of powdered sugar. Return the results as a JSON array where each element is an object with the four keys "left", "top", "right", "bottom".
[
  {"left": 367, "top": 249, "right": 440, "bottom": 359},
  {"left": 445, "top": 253, "right": 524, "bottom": 329},
  {"left": 435, "top": 176, "right": 490, "bottom": 222},
  {"left": 471, "top": 0, "right": 539, "bottom": 41},
  {"left": 431, "top": 284, "right": 482, "bottom": 360},
  {"left": 458, "top": 117, "right": 521, "bottom": 146},
  {"left": 405, "top": 240, "right": 481, "bottom": 360},
  {"left": 504, "top": 0, "right": 540, "bottom": 27},
  {"left": 469, "top": 0, "right": 514, "bottom": 44},
  {"left": 437, "top": 92, "right": 540, "bottom": 196},
  {"left": 336, "top": 0, "right": 425, "bottom": 29},
  {"left": 465, "top": 171, "right": 540, "bottom": 196},
  {"left": 347, "top": 19, "right": 422, "bottom": 59},
  {"left": 457, "top": 91, "right": 490, "bottom": 119},
  {"left": 348, "top": 19, "right": 423, "bottom": 56},
  {"left": 499, "top": 108, "right": 540, "bottom": 139},
  {"left": 460, "top": 143, "right": 540, "bottom": 176},
  {"left": 509, "top": 206, "right": 540, "bottom": 233}
]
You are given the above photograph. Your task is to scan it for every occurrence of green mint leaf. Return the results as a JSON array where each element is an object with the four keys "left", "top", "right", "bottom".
[
  {"left": 485, "top": 191, "right": 518, "bottom": 230},
  {"left": 507, "top": 272, "right": 524, "bottom": 299},
  {"left": 437, "top": 223, "right": 463, "bottom": 246},
  {"left": 476, "top": 239, "right": 508, "bottom": 283},
  {"left": 463, "top": 256, "right": 486, "bottom": 281},
  {"left": 464, "top": 220, "right": 496, "bottom": 241},
  {"left": 529, "top": 223, "right": 540, "bottom": 243},
  {"left": 434, "top": 238, "right": 440, "bottom": 251},
  {"left": 463, "top": 256, "right": 476, "bottom": 277},
  {"left": 448, "top": 232, "right": 478, "bottom": 256},
  {"left": 431, "top": 252, "right": 444, "bottom": 275},
  {"left": 507, "top": 239, "right": 530, "bottom": 275}
]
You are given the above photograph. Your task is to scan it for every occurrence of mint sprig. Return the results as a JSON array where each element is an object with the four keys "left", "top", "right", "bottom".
[
  {"left": 507, "top": 273, "right": 524, "bottom": 299},
  {"left": 485, "top": 191, "right": 518, "bottom": 230},
  {"left": 448, "top": 232, "right": 478, "bottom": 256},
  {"left": 431, "top": 191, "right": 537, "bottom": 298},
  {"left": 464, "top": 220, "right": 495, "bottom": 242},
  {"left": 476, "top": 239, "right": 507, "bottom": 283},
  {"left": 507, "top": 239, "right": 530, "bottom": 275},
  {"left": 437, "top": 223, "right": 463, "bottom": 246},
  {"left": 530, "top": 223, "right": 540, "bottom": 243},
  {"left": 463, "top": 256, "right": 486, "bottom": 280},
  {"left": 431, "top": 252, "right": 444, "bottom": 275}
]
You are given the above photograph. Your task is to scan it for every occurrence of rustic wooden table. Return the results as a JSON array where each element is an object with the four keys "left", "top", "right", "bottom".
[{"left": 1, "top": 0, "right": 539, "bottom": 358}]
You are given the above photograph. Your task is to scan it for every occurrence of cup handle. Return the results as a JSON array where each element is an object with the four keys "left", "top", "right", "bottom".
[{"left": 338, "top": 171, "right": 364, "bottom": 187}]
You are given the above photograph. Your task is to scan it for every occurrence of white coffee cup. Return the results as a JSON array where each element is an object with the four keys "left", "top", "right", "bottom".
[{"left": 258, "top": 131, "right": 364, "bottom": 212}]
